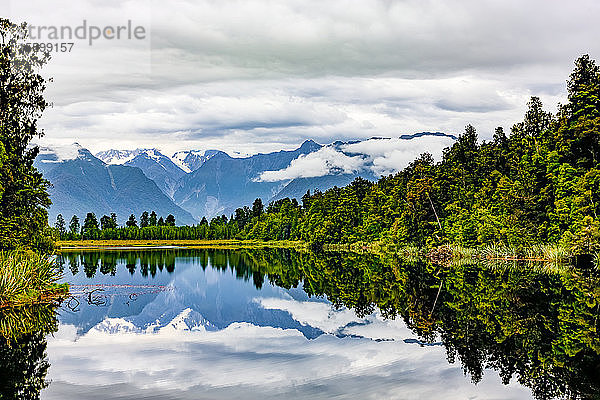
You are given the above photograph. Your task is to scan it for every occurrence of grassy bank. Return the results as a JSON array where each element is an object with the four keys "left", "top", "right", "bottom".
[
  {"left": 56, "top": 239, "right": 307, "bottom": 250},
  {"left": 56, "top": 239, "right": 600, "bottom": 270},
  {"left": 0, "top": 251, "right": 68, "bottom": 309}
]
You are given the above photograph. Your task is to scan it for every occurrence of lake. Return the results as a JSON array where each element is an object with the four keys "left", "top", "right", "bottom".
[{"left": 1, "top": 247, "right": 598, "bottom": 399}]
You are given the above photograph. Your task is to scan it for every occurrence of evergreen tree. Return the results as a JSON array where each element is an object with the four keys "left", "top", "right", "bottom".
[
  {"left": 165, "top": 214, "right": 175, "bottom": 226},
  {"left": 82, "top": 213, "right": 99, "bottom": 239},
  {"left": 100, "top": 215, "right": 109, "bottom": 230},
  {"left": 302, "top": 190, "right": 311, "bottom": 209},
  {"left": 252, "top": 198, "right": 264, "bottom": 217},
  {"left": 69, "top": 215, "right": 80, "bottom": 235},
  {"left": 126, "top": 214, "right": 137, "bottom": 227},
  {"left": 0, "top": 19, "right": 52, "bottom": 251},
  {"left": 140, "top": 211, "right": 149, "bottom": 228},
  {"left": 100, "top": 215, "right": 116, "bottom": 230},
  {"left": 149, "top": 211, "right": 157, "bottom": 226},
  {"left": 157, "top": 216, "right": 164, "bottom": 226},
  {"left": 55, "top": 214, "right": 66, "bottom": 236},
  {"left": 110, "top": 213, "right": 118, "bottom": 227}
]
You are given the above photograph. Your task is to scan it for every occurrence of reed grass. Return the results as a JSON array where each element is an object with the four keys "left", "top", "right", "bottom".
[
  {"left": 442, "top": 243, "right": 570, "bottom": 263},
  {"left": 0, "top": 251, "right": 68, "bottom": 309},
  {"left": 427, "top": 243, "right": 572, "bottom": 274}
]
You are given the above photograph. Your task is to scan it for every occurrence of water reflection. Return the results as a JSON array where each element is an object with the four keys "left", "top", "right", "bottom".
[
  {"left": 2, "top": 248, "right": 599, "bottom": 399},
  {"left": 52, "top": 248, "right": 600, "bottom": 399},
  {"left": 0, "top": 305, "right": 58, "bottom": 400},
  {"left": 55, "top": 250, "right": 176, "bottom": 278}
]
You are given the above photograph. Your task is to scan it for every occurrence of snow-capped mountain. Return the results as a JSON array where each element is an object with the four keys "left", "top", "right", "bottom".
[
  {"left": 96, "top": 148, "right": 187, "bottom": 199},
  {"left": 97, "top": 148, "right": 179, "bottom": 170},
  {"left": 171, "top": 150, "right": 222, "bottom": 173},
  {"left": 92, "top": 308, "right": 215, "bottom": 335},
  {"left": 35, "top": 144, "right": 197, "bottom": 225},
  {"left": 96, "top": 148, "right": 176, "bottom": 169},
  {"left": 95, "top": 149, "right": 132, "bottom": 165},
  {"left": 173, "top": 140, "right": 324, "bottom": 219}
]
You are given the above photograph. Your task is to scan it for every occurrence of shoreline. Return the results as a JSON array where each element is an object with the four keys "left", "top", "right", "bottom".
[{"left": 55, "top": 239, "right": 307, "bottom": 251}]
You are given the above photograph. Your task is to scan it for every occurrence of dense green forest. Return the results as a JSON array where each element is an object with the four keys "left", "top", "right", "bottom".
[{"left": 59, "top": 55, "right": 600, "bottom": 256}]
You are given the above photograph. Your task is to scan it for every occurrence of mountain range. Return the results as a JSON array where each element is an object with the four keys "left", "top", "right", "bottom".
[
  {"left": 35, "top": 145, "right": 197, "bottom": 225},
  {"left": 37, "top": 132, "right": 456, "bottom": 225}
]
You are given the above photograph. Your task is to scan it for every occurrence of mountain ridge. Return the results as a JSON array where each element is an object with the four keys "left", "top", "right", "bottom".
[
  {"left": 35, "top": 145, "right": 197, "bottom": 225},
  {"left": 41, "top": 132, "right": 456, "bottom": 222}
]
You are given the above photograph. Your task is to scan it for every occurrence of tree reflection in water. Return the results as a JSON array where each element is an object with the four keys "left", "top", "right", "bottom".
[
  {"left": 0, "top": 305, "right": 58, "bottom": 400},
  {"left": 128, "top": 247, "right": 596, "bottom": 400},
  {"left": 6, "top": 248, "right": 600, "bottom": 400}
]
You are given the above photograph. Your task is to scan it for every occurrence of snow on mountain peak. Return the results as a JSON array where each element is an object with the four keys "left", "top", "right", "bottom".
[
  {"left": 92, "top": 318, "right": 142, "bottom": 334},
  {"left": 159, "top": 308, "right": 211, "bottom": 333},
  {"left": 89, "top": 309, "right": 213, "bottom": 336},
  {"left": 95, "top": 148, "right": 169, "bottom": 165},
  {"left": 170, "top": 150, "right": 220, "bottom": 173}
]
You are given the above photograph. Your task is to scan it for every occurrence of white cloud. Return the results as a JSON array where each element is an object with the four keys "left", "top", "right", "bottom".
[
  {"left": 258, "top": 297, "right": 365, "bottom": 334},
  {"left": 256, "top": 135, "right": 456, "bottom": 181},
  {"left": 258, "top": 146, "right": 365, "bottom": 182},
  {"left": 37, "top": 143, "right": 82, "bottom": 162},
  {"left": 343, "top": 135, "right": 456, "bottom": 176},
  {"left": 44, "top": 317, "right": 532, "bottom": 399}
]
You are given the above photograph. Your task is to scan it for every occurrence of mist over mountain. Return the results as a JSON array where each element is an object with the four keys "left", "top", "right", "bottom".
[{"left": 172, "top": 140, "right": 323, "bottom": 219}]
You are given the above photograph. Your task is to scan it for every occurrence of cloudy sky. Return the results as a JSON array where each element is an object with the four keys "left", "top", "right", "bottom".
[{"left": 6, "top": 0, "right": 600, "bottom": 156}]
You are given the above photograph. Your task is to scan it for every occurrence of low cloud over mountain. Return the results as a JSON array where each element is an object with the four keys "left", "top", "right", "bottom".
[{"left": 257, "top": 134, "right": 455, "bottom": 182}]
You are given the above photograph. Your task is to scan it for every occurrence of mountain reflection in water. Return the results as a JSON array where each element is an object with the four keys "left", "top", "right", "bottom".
[{"left": 1, "top": 248, "right": 598, "bottom": 399}]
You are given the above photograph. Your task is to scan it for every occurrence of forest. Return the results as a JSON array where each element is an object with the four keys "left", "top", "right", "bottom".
[{"left": 58, "top": 55, "right": 600, "bottom": 257}]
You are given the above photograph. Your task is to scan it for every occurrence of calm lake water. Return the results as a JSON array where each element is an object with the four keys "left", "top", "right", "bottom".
[{"left": 2, "top": 248, "right": 599, "bottom": 399}]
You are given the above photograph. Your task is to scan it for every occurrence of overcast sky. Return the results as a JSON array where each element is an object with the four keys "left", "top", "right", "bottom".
[{"left": 6, "top": 0, "right": 600, "bottom": 155}]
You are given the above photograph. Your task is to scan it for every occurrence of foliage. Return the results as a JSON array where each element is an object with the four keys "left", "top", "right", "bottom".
[
  {"left": 0, "top": 19, "right": 53, "bottom": 252},
  {"left": 0, "top": 331, "right": 53, "bottom": 399},
  {"left": 59, "top": 210, "right": 181, "bottom": 240},
  {"left": 0, "top": 303, "right": 58, "bottom": 399},
  {"left": 0, "top": 251, "right": 67, "bottom": 308}
]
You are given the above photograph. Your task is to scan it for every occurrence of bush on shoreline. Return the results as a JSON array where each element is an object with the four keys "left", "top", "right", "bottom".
[{"left": 0, "top": 251, "right": 67, "bottom": 309}]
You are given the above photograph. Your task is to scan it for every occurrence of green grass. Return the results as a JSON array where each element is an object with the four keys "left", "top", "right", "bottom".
[
  {"left": 56, "top": 239, "right": 306, "bottom": 250},
  {"left": 0, "top": 251, "right": 68, "bottom": 309}
]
